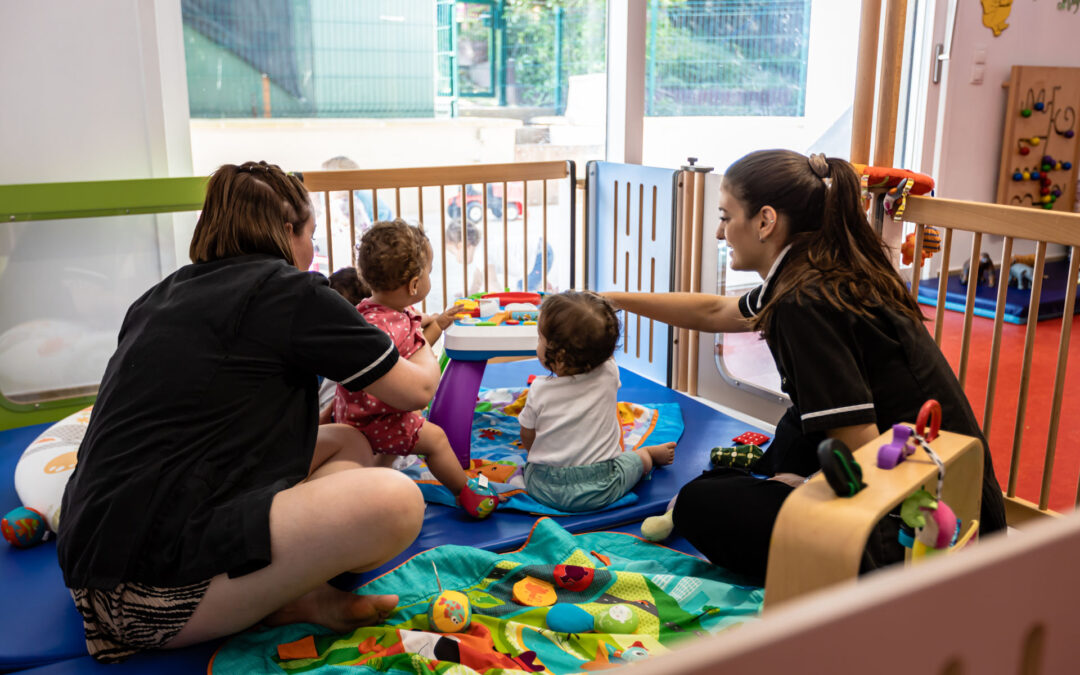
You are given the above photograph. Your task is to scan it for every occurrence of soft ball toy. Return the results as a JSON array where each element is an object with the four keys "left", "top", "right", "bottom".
[
  {"left": 457, "top": 476, "right": 498, "bottom": 519},
  {"left": 428, "top": 589, "right": 471, "bottom": 633},
  {"left": 1, "top": 506, "right": 49, "bottom": 548}
]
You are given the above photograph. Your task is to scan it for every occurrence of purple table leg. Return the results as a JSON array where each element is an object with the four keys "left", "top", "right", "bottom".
[{"left": 428, "top": 359, "right": 487, "bottom": 469}]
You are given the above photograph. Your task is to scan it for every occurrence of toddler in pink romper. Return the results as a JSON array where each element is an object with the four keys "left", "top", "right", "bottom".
[
  {"left": 334, "top": 299, "right": 426, "bottom": 454},
  {"left": 332, "top": 219, "right": 494, "bottom": 517}
]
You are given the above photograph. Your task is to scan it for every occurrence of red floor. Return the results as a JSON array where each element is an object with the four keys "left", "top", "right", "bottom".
[{"left": 926, "top": 307, "right": 1080, "bottom": 513}]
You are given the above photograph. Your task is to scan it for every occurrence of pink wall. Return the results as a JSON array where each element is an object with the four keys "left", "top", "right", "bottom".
[{"left": 935, "top": 1, "right": 1080, "bottom": 204}]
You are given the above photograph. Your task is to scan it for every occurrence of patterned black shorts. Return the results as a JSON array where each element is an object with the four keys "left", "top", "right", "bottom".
[{"left": 70, "top": 579, "right": 210, "bottom": 663}]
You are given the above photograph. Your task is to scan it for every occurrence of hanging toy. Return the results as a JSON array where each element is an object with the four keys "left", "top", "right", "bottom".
[
  {"left": 901, "top": 490, "right": 960, "bottom": 552},
  {"left": 427, "top": 562, "right": 471, "bottom": 633},
  {"left": 900, "top": 226, "right": 942, "bottom": 266}
]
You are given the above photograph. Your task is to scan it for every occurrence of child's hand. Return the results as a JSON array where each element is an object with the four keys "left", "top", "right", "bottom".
[{"left": 433, "top": 302, "right": 466, "bottom": 330}]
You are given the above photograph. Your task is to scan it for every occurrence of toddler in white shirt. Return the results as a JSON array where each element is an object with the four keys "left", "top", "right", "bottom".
[{"left": 518, "top": 291, "right": 675, "bottom": 512}]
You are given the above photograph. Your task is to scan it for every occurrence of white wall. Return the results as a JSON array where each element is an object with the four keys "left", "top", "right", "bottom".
[
  {"left": 926, "top": 1, "right": 1079, "bottom": 268},
  {"left": 0, "top": 0, "right": 192, "bottom": 183},
  {"left": 0, "top": 1, "right": 193, "bottom": 399}
]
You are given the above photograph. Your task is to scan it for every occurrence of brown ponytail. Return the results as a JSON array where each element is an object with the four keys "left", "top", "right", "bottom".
[
  {"left": 189, "top": 161, "right": 311, "bottom": 265},
  {"left": 722, "top": 150, "right": 924, "bottom": 336}
]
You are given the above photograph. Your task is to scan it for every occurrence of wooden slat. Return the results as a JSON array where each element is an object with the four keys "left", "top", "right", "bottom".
[
  {"left": 439, "top": 185, "right": 447, "bottom": 308},
  {"left": 323, "top": 191, "right": 333, "bottom": 271},
  {"left": 419, "top": 187, "right": 426, "bottom": 313},
  {"left": 502, "top": 181, "right": 509, "bottom": 291},
  {"left": 1007, "top": 241, "right": 1048, "bottom": 497},
  {"left": 523, "top": 181, "right": 529, "bottom": 292},
  {"left": 957, "top": 232, "right": 982, "bottom": 388},
  {"left": 482, "top": 183, "right": 489, "bottom": 293},
  {"left": 372, "top": 190, "right": 379, "bottom": 224},
  {"left": 624, "top": 251, "right": 630, "bottom": 354},
  {"left": 982, "top": 236, "right": 1014, "bottom": 437},
  {"left": 1005, "top": 494, "right": 1061, "bottom": 527},
  {"left": 301, "top": 161, "right": 570, "bottom": 191},
  {"left": 542, "top": 180, "right": 548, "bottom": 292},
  {"left": 394, "top": 188, "right": 401, "bottom": 218},
  {"left": 637, "top": 183, "right": 644, "bottom": 359},
  {"left": 348, "top": 191, "right": 357, "bottom": 268},
  {"left": 904, "top": 195, "right": 1080, "bottom": 247},
  {"left": 850, "top": 0, "right": 881, "bottom": 164},
  {"left": 688, "top": 169, "right": 706, "bottom": 396},
  {"left": 933, "top": 227, "right": 953, "bottom": 346},
  {"left": 872, "top": 0, "right": 907, "bottom": 168},
  {"left": 1041, "top": 249, "right": 1078, "bottom": 509},
  {"left": 676, "top": 171, "right": 696, "bottom": 392},
  {"left": 460, "top": 184, "right": 468, "bottom": 297}
]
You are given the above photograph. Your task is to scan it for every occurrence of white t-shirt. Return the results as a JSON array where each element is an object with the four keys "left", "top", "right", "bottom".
[{"left": 518, "top": 359, "right": 622, "bottom": 467}]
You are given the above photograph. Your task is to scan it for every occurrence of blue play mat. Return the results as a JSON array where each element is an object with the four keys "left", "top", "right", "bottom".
[
  {"left": 0, "top": 359, "right": 754, "bottom": 671},
  {"left": 917, "top": 259, "right": 1080, "bottom": 324}
]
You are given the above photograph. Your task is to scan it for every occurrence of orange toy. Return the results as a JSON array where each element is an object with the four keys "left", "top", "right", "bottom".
[{"left": 900, "top": 227, "right": 942, "bottom": 266}]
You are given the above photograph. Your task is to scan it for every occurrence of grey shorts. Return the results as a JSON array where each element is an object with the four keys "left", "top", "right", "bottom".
[{"left": 525, "top": 451, "right": 645, "bottom": 513}]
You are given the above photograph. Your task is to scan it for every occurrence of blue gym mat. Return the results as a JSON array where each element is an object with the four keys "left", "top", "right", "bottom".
[
  {"left": 0, "top": 359, "right": 752, "bottom": 671},
  {"left": 917, "top": 259, "right": 1080, "bottom": 324}
]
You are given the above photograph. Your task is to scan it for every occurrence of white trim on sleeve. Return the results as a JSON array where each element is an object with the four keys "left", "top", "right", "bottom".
[
  {"left": 340, "top": 342, "right": 396, "bottom": 386},
  {"left": 800, "top": 402, "right": 875, "bottom": 421}
]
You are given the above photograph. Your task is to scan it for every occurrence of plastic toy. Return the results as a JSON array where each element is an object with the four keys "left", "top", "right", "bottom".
[
  {"left": 512, "top": 576, "right": 557, "bottom": 606},
  {"left": 816, "top": 439, "right": 866, "bottom": 498},
  {"left": 1009, "top": 262, "right": 1035, "bottom": 290},
  {"left": 709, "top": 444, "right": 763, "bottom": 469},
  {"left": 731, "top": 431, "right": 769, "bottom": 446},
  {"left": 1, "top": 506, "right": 49, "bottom": 548},
  {"left": 457, "top": 475, "right": 498, "bottom": 519},
  {"left": 876, "top": 424, "right": 918, "bottom": 469},
  {"left": 553, "top": 564, "right": 595, "bottom": 592},
  {"left": 505, "top": 302, "right": 539, "bottom": 322},
  {"left": 428, "top": 562, "right": 471, "bottom": 633},
  {"left": 901, "top": 489, "right": 960, "bottom": 552},
  {"left": 545, "top": 604, "right": 594, "bottom": 634},
  {"left": 594, "top": 604, "right": 639, "bottom": 633},
  {"left": 960, "top": 252, "right": 997, "bottom": 287}
]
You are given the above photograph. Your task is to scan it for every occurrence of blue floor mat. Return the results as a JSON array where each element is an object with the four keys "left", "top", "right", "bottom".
[
  {"left": 917, "top": 259, "right": 1080, "bottom": 324},
  {"left": 0, "top": 359, "right": 756, "bottom": 671}
]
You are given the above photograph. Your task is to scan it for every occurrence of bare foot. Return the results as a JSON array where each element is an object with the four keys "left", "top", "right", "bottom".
[
  {"left": 264, "top": 584, "right": 398, "bottom": 634},
  {"left": 644, "top": 442, "right": 676, "bottom": 466}
]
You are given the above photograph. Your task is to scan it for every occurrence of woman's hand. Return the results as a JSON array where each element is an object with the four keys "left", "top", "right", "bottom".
[{"left": 767, "top": 473, "right": 808, "bottom": 488}]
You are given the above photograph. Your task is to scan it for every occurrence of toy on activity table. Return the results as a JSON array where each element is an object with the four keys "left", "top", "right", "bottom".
[
  {"left": 816, "top": 438, "right": 866, "bottom": 498},
  {"left": 429, "top": 292, "right": 544, "bottom": 469},
  {"left": 428, "top": 562, "right": 471, "bottom": 633},
  {"left": 1, "top": 506, "right": 50, "bottom": 548}
]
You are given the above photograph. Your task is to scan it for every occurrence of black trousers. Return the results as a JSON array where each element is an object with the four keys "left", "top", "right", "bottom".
[{"left": 672, "top": 467, "right": 903, "bottom": 586}]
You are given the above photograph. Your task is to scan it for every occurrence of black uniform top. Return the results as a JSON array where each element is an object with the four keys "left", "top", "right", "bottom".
[
  {"left": 738, "top": 247, "right": 1007, "bottom": 534},
  {"left": 58, "top": 255, "right": 399, "bottom": 588}
]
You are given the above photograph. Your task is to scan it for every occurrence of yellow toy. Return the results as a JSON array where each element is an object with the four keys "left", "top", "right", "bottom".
[{"left": 427, "top": 562, "right": 471, "bottom": 633}]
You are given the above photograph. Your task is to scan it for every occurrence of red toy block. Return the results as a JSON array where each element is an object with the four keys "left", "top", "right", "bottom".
[{"left": 732, "top": 431, "right": 770, "bottom": 446}]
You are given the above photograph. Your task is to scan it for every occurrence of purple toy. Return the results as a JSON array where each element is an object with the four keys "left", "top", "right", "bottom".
[{"left": 877, "top": 424, "right": 917, "bottom": 469}]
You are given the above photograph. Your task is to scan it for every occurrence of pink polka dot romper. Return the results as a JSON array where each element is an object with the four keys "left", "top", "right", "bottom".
[{"left": 334, "top": 299, "right": 427, "bottom": 455}]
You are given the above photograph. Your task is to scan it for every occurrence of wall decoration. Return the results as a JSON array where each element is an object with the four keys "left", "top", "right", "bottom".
[
  {"left": 996, "top": 66, "right": 1080, "bottom": 212},
  {"left": 981, "top": 0, "right": 1013, "bottom": 36}
]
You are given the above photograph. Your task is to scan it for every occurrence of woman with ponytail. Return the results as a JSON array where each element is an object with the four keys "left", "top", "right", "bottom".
[{"left": 605, "top": 149, "right": 1006, "bottom": 583}]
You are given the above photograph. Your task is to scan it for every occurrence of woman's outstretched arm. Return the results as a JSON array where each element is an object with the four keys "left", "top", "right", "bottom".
[{"left": 602, "top": 292, "right": 752, "bottom": 334}]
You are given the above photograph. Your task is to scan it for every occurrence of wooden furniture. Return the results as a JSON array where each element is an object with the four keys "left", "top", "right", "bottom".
[
  {"left": 995, "top": 65, "right": 1080, "bottom": 212},
  {"left": 764, "top": 426, "right": 983, "bottom": 607}
]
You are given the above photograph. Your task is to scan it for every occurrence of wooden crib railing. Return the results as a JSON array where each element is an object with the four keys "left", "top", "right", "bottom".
[
  {"left": 300, "top": 161, "right": 575, "bottom": 312},
  {"left": 903, "top": 196, "right": 1080, "bottom": 523}
]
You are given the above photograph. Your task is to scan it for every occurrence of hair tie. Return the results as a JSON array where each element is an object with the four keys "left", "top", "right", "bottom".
[{"left": 808, "top": 153, "right": 830, "bottom": 180}]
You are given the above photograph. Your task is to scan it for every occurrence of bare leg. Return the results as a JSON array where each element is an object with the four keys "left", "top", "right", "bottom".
[
  {"left": 307, "top": 423, "right": 378, "bottom": 481},
  {"left": 633, "top": 442, "right": 676, "bottom": 477},
  {"left": 414, "top": 422, "right": 467, "bottom": 495},
  {"left": 167, "top": 466, "right": 425, "bottom": 648}
]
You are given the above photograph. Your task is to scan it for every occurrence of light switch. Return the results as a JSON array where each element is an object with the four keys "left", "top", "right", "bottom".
[
  {"left": 971, "top": 64, "right": 985, "bottom": 85},
  {"left": 973, "top": 45, "right": 988, "bottom": 64}
]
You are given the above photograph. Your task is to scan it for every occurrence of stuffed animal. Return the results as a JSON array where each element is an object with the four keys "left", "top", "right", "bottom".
[
  {"left": 960, "top": 252, "right": 996, "bottom": 288},
  {"left": 900, "top": 227, "right": 942, "bottom": 266},
  {"left": 1008, "top": 254, "right": 1040, "bottom": 290}
]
